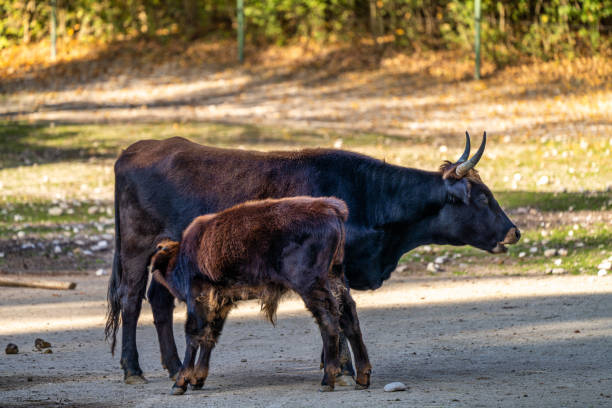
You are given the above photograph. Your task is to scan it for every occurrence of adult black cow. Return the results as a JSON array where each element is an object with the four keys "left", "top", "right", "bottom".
[{"left": 106, "top": 132, "right": 520, "bottom": 384}]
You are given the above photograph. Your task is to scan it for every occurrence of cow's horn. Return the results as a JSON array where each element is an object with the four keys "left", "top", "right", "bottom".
[
  {"left": 457, "top": 131, "right": 471, "bottom": 163},
  {"left": 456, "top": 132, "right": 486, "bottom": 177}
]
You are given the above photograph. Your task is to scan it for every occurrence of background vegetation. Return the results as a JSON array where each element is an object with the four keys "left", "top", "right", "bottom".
[{"left": 1, "top": 1, "right": 611, "bottom": 63}]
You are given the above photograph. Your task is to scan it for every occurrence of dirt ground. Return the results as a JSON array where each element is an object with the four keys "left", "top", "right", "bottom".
[{"left": 1, "top": 271, "right": 611, "bottom": 407}]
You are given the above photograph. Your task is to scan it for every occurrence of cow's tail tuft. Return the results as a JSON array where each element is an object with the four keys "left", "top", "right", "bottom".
[{"left": 105, "top": 182, "right": 122, "bottom": 355}]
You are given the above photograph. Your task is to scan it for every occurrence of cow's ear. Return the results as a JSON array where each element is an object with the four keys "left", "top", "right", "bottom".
[{"left": 444, "top": 178, "right": 471, "bottom": 205}]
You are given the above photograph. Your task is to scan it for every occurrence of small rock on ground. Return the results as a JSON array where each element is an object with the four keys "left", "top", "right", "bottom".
[{"left": 384, "top": 382, "right": 407, "bottom": 392}]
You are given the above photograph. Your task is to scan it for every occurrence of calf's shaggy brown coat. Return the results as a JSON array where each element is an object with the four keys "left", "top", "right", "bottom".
[{"left": 149, "top": 196, "right": 371, "bottom": 394}]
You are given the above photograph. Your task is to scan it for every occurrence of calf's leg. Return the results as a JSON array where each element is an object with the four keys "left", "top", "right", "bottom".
[
  {"left": 191, "top": 303, "right": 233, "bottom": 390},
  {"left": 337, "top": 285, "right": 371, "bottom": 389},
  {"left": 300, "top": 284, "right": 341, "bottom": 391},
  {"left": 172, "top": 311, "right": 201, "bottom": 395}
]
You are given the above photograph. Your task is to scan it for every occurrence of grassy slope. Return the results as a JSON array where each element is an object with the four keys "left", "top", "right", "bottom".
[{"left": 0, "top": 120, "right": 610, "bottom": 275}]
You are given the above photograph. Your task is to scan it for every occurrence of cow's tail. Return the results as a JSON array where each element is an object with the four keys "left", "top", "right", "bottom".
[{"left": 105, "top": 181, "right": 122, "bottom": 355}]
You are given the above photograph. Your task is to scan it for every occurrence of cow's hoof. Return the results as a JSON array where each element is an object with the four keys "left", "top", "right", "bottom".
[
  {"left": 335, "top": 375, "right": 355, "bottom": 387},
  {"left": 354, "top": 382, "right": 369, "bottom": 390},
  {"left": 319, "top": 385, "right": 334, "bottom": 392},
  {"left": 124, "top": 375, "right": 148, "bottom": 385},
  {"left": 190, "top": 381, "right": 204, "bottom": 390},
  {"left": 172, "top": 384, "right": 187, "bottom": 395}
]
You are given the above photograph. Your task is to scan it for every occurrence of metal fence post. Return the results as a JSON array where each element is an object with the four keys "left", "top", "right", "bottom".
[
  {"left": 237, "top": 0, "right": 244, "bottom": 63},
  {"left": 51, "top": 0, "right": 57, "bottom": 60},
  {"left": 474, "top": 0, "right": 481, "bottom": 80}
]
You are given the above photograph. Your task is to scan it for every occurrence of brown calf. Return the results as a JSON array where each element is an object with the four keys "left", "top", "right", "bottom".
[{"left": 148, "top": 196, "right": 371, "bottom": 394}]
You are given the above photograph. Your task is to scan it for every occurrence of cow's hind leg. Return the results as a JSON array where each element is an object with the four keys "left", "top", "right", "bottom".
[
  {"left": 148, "top": 279, "right": 182, "bottom": 378},
  {"left": 300, "top": 284, "right": 341, "bottom": 392},
  {"left": 119, "top": 253, "right": 149, "bottom": 384}
]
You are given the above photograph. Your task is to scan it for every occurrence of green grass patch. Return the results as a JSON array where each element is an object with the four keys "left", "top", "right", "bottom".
[
  {"left": 496, "top": 191, "right": 612, "bottom": 212},
  {"left": 0, "top": 200, "right": 112, "bottom": 238}
]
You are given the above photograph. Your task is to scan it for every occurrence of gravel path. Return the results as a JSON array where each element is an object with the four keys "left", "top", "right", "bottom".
[{"left": 1, "top": 272, "right": 611, "bottom": 407}]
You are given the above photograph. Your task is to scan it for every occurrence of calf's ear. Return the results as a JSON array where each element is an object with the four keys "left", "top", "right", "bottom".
[
  {"left": 149, "top": 240, "right": 179, "bottom": 276},
  {"left": 444, "top": 178, "right": 471, "bottom": 205}
]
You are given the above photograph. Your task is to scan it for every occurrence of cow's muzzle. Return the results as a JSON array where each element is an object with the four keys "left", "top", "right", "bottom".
[{"left": 491, "top": 227, "right": 521, "bottom": 254}]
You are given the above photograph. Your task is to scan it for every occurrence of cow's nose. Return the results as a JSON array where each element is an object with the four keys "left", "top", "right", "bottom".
[{"left": 503, "top": 227, "right": 520, "bottom": 244}]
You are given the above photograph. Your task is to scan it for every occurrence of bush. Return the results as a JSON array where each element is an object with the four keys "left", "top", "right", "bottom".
[{"left": 1, "top": 0, "right": 610, "bottom": 63}]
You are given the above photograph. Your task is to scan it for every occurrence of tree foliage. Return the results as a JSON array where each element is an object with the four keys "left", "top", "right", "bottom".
[{"left": 1, "top": 1, "right": 610, "bottom": 61}]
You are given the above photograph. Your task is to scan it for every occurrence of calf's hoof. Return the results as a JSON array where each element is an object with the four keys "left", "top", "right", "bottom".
[
  {"left": 354, "top": 382, "right": 369, "bottom": 390},
  {"left": 319, "top": 385, "right": 334, "bottom": 392},
  {"left": 124, "top": 374, "right": 148, "bottom": 385},
  {"left": 190, "top": 380, "right": 204, "bottom": 390},
  {"left": 172, "top": 383, "right": 188, "bottom": 395},
  {"left": 335, "top": 375, "right": 356, "bottom": 387}
]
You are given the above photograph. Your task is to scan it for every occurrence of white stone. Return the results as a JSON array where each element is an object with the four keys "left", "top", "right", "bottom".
[
  {"left": 536, "top": 175, "right": 549, "bottom": 186},
  {"left": 529, "top": 247, "right": 538, "bottom": 254},
  {"left": 518, "top": 252, "right": 526, "bottom": 258},
  {"left": 48, "top": 207, "right": 63, "bottom": 216},
  {"left": 82, "top": 250, "right": 94, "bottom": 256},
  {"left": 543, "top": 249, "right": 556, "bottom": 257},
  {"left": 90, "top": 240, "right": 109, "bottom": 251},
  {"left": 17, "top": 231, "right": 25, "bottom": 239},
  {"left": 551, "top": 268, "right": 567, "bottom": 275},
  {"left": 426, "top": 262, "right": 440, "bottom": 273},
  {"left": 333, "top": 139, "right": 343, "bottom": 148},
  {"left": 598, "top": 270, "right": 608, "bottom": 277},
  {"left": 554, "top": 258, "right": 562, "bottom": 266},
  {"left": 95, "top": 268, "right": 108, "bottom": 276},
  {"left": 0, "top": 252, "right": 4, "bottom": 258},
  {"left": 558, "top": 249, "right": 568, "bottom": 257},
  {"left": 54, "top": 245, "right": 62, "bottom": 254},
  {"left": 597, "top": 261, "right": 611, "bottom": 271},
  {"left": 87, "top": 206, "right": 99, "bottom": 215},
  {"left": 434, "top": 256, "right": 447, "bottom": 265},
  {"left": 384, "top": 382, "right": 407, "bottom": 392}
]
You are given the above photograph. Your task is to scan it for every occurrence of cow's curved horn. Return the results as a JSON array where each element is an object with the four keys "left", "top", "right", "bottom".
[
  {"left": 457, "top": 131, "right": 471, "bottom": 163},
  {"left": 456, "top": 132, "right": 486, "bottom": 177}
]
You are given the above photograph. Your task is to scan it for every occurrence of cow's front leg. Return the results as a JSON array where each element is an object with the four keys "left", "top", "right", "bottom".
[{"left": 148, "top": 279, "right": 182, "bottom": 378}]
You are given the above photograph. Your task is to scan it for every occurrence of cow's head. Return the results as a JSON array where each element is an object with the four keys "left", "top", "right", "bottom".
[{"left": 435, "top": 132, "right": 520, "bottom": 253}]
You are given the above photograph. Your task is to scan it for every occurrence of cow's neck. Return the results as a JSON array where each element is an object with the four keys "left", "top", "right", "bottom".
[{"left": 365, "top": 163, "right": 446, "bottom": 229}]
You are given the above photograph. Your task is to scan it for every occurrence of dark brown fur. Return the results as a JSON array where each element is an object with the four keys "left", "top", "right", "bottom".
[{"left": 149, "top": 196, "right": 370, "bottom": 394}]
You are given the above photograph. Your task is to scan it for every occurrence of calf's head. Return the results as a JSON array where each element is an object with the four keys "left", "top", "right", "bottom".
[{"left": 434, "top": 132, "right": 520, "bottom": 254}]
